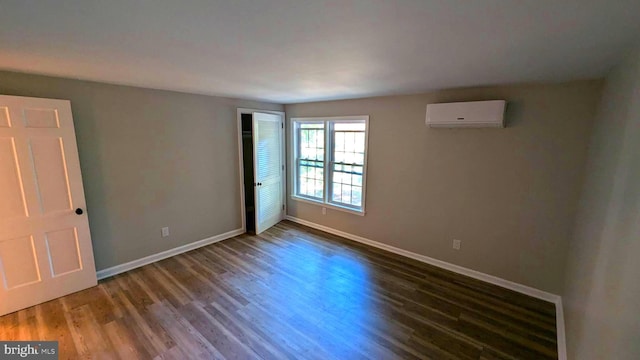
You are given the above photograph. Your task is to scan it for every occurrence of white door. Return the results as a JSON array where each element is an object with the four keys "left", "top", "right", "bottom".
[
  {"left": 253, "top": 112, "right": 284, "bottom": 234},
  {"left": 0, "top": 95, "right": 97, "bottom": 316}
]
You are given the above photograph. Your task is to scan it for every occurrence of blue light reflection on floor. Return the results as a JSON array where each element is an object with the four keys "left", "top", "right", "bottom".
[{"left": 228, "top": 234, "right": 387, "bottom": 359}]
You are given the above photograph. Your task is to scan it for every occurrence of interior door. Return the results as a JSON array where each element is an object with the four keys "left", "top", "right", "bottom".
[
  {"left": 0, "top": 95, "right": 97, "bottom": 316},
  {"left": 252, "top": 112, "right": 284, "bottom": 234}
]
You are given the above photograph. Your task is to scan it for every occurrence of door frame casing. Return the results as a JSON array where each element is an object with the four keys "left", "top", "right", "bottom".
[{"left": 236, "top": 108, "right": 286, "bottom": 232}]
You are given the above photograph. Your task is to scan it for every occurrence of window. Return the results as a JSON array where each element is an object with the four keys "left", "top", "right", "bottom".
[{"left": 292, "top": 116, "right": 369, "bottom": 214}]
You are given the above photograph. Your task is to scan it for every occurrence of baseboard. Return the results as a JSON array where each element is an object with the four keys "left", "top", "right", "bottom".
[
  {"left": 96, "top": 228, "right": 245, "bottom": 280},
  {"left": 284, "top": 215, "right": 567, "bottom": 360}
]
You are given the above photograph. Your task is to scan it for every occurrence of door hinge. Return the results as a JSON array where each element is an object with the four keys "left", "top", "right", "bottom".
[
  {"left": 282, "top": 165, "right": 284, "bottom": 171},
  {"left": 281, "top": 122, "right": 284, "bottom": 129},
  {"left": 282, "top": 204, "right": 285, "bottom": 211}
]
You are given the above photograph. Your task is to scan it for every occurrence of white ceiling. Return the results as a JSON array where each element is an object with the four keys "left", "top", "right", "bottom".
[{"left": 1, "top": 0, "right": 639, "bottom": 103}]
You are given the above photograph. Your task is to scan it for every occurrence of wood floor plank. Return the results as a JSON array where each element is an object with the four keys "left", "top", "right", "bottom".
[
  {"left": 62, "top": 303, "right": 115, "bottom": 359},
  {"left": 149, "top": 301, "right": 224, "bottom": 359},
  {"left": 177, "top": 301, "right": 260, "bottom": 360},
  {"left": 0, "top": 220, "right": 558, "bottom": 359},
  {"left": 104, "top": 318, "right": 151, "bottom": 360},
  {"left": 37, "top": 300, "right": 79, "bottom": 359}
]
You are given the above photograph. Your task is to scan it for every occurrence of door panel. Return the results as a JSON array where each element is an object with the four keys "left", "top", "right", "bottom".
[
  {"left": 30, "top": 137, "right": 73, "bottom": 214},
  {"left": 0, "top": 236, "right": 40, "bottom": 289},
  {"left": 253, "top": 112, "right": 284, "bottom": 234},
  {"left": 0, "top": 138, "right": 28, "bottom": 219},
  {"left": 0, "top": 107, "right": 10, "bottom": 127},
  {"left": 23, "top": 108, "right": 60, "bottom": 128},
  {"left": 45, "top": 227, "right": 82, "bottom": 276},
  {"left": 0, "top": 95, "right": 97, "bottom": 316}
]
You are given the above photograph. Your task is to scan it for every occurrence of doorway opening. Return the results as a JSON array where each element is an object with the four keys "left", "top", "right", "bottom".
[
  {"left": 237, "top": 109, "right": 286, "bottom": 235},
  {"left": 241, "top": 113, "right": 256, "bottom": 234}
]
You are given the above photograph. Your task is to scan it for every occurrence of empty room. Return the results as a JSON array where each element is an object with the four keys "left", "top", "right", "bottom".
[{"left": 0, "top": 1, "right": 639, "bottom": 359}]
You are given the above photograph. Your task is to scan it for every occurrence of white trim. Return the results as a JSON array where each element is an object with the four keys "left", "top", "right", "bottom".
[
  {"left": 96, "top": 228, "right": 244, "bottom": 280},
  {"left": 555, "top": 297, "right": 567, "bottom": 360},
  {"left": 292, "top": 115, "right": 369, "bottom": 121},
  {"left": 284, "top": 215, "right": 566, "bottom": 359},
  {"left": 236, "top": 108, "right": 286, "bottom": 233},
  {"left": 291, "top": 195, "right": 365, "bottom": 216}
]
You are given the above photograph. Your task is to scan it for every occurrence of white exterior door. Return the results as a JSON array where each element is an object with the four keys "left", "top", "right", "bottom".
[
  {"left": 252, "top": 112, "right": 284, "bottom": 234},
  {"left": 0, "top": 95, "right": 97, "bottom": 316}
]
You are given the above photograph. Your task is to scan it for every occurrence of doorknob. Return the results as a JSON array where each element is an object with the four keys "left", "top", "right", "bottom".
[{"left": 75, "top": 208, "right": 84, "bottom": 215}]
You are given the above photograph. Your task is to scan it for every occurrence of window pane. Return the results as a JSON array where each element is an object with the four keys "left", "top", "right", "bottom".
[
  {"left": 351, "top": 186, "right": 362, "bottom": 206},
  {"left": 300, "top": 129, "right": 324, "bottom": 161},
  {"left": 333, "top": 183, "right": 342, "bottom": 203},
  {"left": 335, "top": 132, "right": 344, "bottom": 151},
  {"left": 332, "top": 125, "right": 365, "bottom": 166},
  {"left": 355, "top": 133, "right": 365, "bottom": 152},
  {"left": 296, "top": 122, "right": 324, "bottom": 200},
  {"left": 353, "top": 174, "right": 362, "bottom": 186},
  {"left": 345, "top": 132, "right": 355, "bottom": 152},
  {"left": 300, "top": 179, "right": 307, "bottom": 196},
  {"left": 329, "top": 120, "right": 366, "bottom": 209},
  {"left": 330, "top": 163, "right": 361, "bottom": 206},
  {"left": 341, "top": 184, "right": 352, "bottom": 204},
  {"left": 334, "top": 123, "right": 365, "bottom": 131},
  {"left": 314, "top": 180, "right": 323, "bottom": 198},
  {"left": 345, "top": 152, "right": 355, "bottom": 164}
]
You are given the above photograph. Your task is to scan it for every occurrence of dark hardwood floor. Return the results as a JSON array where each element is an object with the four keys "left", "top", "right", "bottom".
[{"left": 0, "top": 221, "right": 558, "bottom": 359}]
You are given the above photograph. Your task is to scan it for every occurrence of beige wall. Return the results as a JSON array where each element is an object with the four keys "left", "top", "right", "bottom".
[
  {"left": 563, "top": 49, "right": 640, "bottom": 359},
  {"left": 285, "top": 81, "right": 602, "bottom": 294},
  {"left": 0, "top": 71, "right": 282, "bottom": 271}
]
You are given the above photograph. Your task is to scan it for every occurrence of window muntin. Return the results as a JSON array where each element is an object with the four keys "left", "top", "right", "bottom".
[{"left": 292, "top": 117, "right": 368, "bottom": 214}]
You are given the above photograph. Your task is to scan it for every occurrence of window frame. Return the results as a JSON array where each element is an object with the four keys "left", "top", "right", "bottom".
[{"left": 291, "top": 116, "right": 369, "bottom": 215}]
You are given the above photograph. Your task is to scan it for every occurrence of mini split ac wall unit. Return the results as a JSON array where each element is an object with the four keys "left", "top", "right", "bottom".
[{"left": 426, "top": 100, "right": 507, "bottom": 128}]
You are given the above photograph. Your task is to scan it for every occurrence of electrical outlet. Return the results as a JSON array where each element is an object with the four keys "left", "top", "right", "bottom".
[
  {"left": 453, "top": 239, "right": 461, "bottom": 250},
  {"left": 161, "top": 227, "right": 170, "bottom": 237},
  {"left": 322, "top": 207, "right": 327, "bottom": 215}
]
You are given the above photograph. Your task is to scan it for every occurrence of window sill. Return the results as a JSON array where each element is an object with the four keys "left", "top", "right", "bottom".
[{"left": 291, "top": 195, "right": 365, "bottom": 216}]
